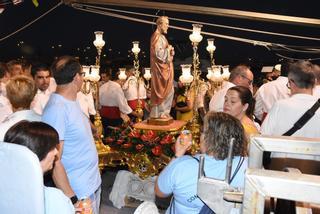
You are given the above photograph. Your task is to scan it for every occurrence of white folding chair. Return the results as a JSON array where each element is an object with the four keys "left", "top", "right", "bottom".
[{"left": 0, "top": 142, "right": 44, "bottom": 214}]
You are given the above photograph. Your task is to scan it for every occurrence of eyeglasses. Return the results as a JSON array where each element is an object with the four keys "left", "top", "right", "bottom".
[{"left": 240, "top": 74, "right": 253, "bottom": 85}]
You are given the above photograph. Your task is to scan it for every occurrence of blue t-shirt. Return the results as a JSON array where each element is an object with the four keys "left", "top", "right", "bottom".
[
  {"left": 157, "top": 154, "right": 248, "bottom": 214},
  {"left": 44, "top": 186, "right": 74, "bottom": 214},
  {"left": 42, "top": 93, "right": 101, "bottom": 198}
]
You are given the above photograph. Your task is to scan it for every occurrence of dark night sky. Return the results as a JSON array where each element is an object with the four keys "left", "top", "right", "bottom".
[{"left": 0, "top": 0, "right": 319, "bottom": 70}]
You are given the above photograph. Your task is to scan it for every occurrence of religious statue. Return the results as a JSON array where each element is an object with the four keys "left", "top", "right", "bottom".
[{"left": 150, "top": 16, "right": 175, "bottom": 120}]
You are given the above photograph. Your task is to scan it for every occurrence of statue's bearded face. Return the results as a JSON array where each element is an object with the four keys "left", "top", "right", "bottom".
[{"left": 159, "top": 18, "right": 169, "bottom": 34}]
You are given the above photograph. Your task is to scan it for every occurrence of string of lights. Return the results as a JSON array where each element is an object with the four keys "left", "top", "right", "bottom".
[
  {"left": 74, "top": 3, "right": 320, "bottom": 42},
  {"left": 72, "top": 3, "right": 320, "bottom": 61}
]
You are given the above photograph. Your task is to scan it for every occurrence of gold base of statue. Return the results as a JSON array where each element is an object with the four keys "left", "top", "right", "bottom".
[{"left": 147, "top": 117, "right": 174, "bottom": 126}]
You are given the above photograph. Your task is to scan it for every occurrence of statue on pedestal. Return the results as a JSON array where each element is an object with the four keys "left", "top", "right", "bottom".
[{"left": 149, "top": 16, "right": 175, "bottom": 124}]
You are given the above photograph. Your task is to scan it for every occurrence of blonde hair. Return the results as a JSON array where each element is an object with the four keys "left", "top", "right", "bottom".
[{"left": 6, "top": 75, "right": 37, "bottom": 109}]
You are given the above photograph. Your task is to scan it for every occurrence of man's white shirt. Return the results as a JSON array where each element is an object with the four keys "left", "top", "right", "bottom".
[
  {"left": 99, "top": 81, "right": 132, "bottom": 114},
  {"left": 261, "top": 94, "right": 320, "bottom": 160},
  {"left": 254, "top": 76, "right": 290, "bottom": 120},
  {"left": 31, "top": 89, "right": 52, "bottom": 115},
  {"left": 0, "top": 95, "right": 12, "bottom": 123},
  {"left": 122, "top": 76, "right": 147, "bottom": 101},
  {"left": 77, "top": 91, "right": 96, "bottom": 118}
]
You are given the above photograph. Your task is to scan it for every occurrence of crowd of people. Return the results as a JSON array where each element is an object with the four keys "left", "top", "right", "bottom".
[{"left": 1, "top": 16, "right": 320, "bottom": 214}]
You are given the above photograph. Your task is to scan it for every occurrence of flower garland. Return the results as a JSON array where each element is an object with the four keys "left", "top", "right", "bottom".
[{"left": 104, "top": 126, "right": 176, "bottom": 158}]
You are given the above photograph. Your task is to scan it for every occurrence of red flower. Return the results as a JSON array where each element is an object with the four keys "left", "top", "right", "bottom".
[
  {"left": 122, "top": 142, "right": 133, "bottom": 148},
  {"left": 151, "top": 145, "right": 162, "bottom": 156},
  {"left": 105, "top": 137, "right": 114, "bottom": 143},
  {"left": 135, "top": 144, "right": 144, "bottom": 151},
  {"left": 160, "top": 134, "right": 173, "bottom": 145},
  {"left": 141, "top": 130, "right": 158, "bottom": 142},
  {"left": 128, "top": 130, "right": 141, "bottom": 138},
  {"left": 116, "top": 139, "right": 124, "bottom": 145}
]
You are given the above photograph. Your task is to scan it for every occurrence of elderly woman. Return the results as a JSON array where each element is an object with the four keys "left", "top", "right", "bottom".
[
  {"left": 155, "top": 112, "right": 248, "bottom": 213},
  {"left": 4, "top": 121, "right": 74, "bottom": 214},
  {"left": 223, "top": 86, "right": 259, "bottom": 136}
]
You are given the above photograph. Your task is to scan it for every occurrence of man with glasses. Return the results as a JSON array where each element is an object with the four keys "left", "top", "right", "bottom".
[
  {"left": 42, "top": 56, "right": 101, "bottom": 213},
  {"left": 254, "top": 62, "right": 291, "bottom": 122},
  {"left": 209, "top": 64, "right": 254, "bottom": 112},
  {"left": 261, "top": 60, "right": 320, "bottom": 173}
]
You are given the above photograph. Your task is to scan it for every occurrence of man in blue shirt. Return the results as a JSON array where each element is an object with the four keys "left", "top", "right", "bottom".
[{"left": 42, "top": 56, "right": 101, "bottom": 213}]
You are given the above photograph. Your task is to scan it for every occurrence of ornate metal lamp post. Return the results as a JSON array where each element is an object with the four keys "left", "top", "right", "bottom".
[
  {"left": 188, "top": 24, "right": 203, "bottom": 143},
  {"left": 81, "top": 31, "right": 109, "bottom": 170},
  {"left": 131, "top": 41, "right": 144, "bottom": 122}
]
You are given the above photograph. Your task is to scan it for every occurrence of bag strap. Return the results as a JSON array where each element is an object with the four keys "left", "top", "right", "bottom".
[
  {"left": 283, "top": 98, "right": 320, "bottom": 136},
  {"left": 192, "top": 156, "right": 206, "bottom": 177}
]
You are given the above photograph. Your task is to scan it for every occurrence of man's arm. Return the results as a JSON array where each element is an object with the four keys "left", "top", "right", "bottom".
[{"left": 52, "top": 140, "right": 75, "bottom": 198}]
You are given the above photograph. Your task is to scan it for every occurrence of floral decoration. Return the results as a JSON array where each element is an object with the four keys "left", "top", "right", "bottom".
[{"left": 103, "top": 126, "right": 176, "bottom": 158}]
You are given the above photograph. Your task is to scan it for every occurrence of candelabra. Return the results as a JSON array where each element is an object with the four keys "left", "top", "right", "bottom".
[
  {"left": 82, "top": 31, "right": 109, "bottom": 170},
  {"left": 185, "top": 24, "right": 205, "bottom": 152}
]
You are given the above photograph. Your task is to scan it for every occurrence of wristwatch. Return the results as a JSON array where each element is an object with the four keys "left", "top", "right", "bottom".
[{"left": 70, "top": 195, "right": 79, "bottom": 204}]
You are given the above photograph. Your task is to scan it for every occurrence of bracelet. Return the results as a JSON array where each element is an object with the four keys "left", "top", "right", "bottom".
[{"left": 70, "top": 195, "right": 79, "bottom": 204}]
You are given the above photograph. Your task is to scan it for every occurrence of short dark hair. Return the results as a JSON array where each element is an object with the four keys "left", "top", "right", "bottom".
[
  {"left": 228, "top": 86, "right": 255, "bottom": 119},
  {"left": 279, "top": 60, "right": 292, "bottom": 77},
  {"left": 51, "top": 56, "right": 81, "bottom": 85},
  {"left": 203, "top": 112, "right": 247, "bottom": 160},
  {"left": 4, "top": 121, "right": 59, "bottom": 161},
  {"left": 31, "top": 62, "right": 50, "bottom": 78},
  {"left": 288, "top": 60, "right": 315, "bottom": 89}
]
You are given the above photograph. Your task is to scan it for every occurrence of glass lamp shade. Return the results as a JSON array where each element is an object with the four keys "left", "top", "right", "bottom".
[
  {"left": 189, "top": 24, "right": 203, "bottom": 43},
  {"left": 275, "top": 64, "right": 281, "bottom": 71},
  {"left": 118, "top": 68, "right": 127, "bottom": 80},
  {"left": 222, "top": 66, "right": 230, "bottom": 80},
  {"left": 179, "top": 64, "right": 193, "bottom": 84},
  {"left": 211, "top": 66, "right": 222, "bottom": 82},
  {"left": 82, "top": 65, "right": 91, "bottom": 81},
  {"left": 90, "top": 65, "right": 100, "bottom": 82},
  {"left": 131, "top": 41, "right": 141, "bottom": 54},
  {"left": 93, "top": 31, "right": 105, "bottom": 49},
  {"left": 143, "top": 68, "right": 151, "bottom": 80},
  {"left": 206, "top": 67, "right": 213, "bottom": 80},
  {"left": 206, "top": 38, "right": 216, "bottom": 53}
]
